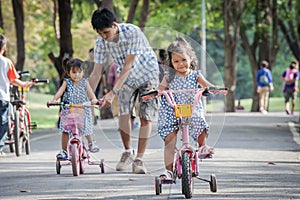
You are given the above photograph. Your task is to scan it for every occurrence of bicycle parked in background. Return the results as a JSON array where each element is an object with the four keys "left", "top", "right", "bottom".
[{"left": 5, "top": 70, "right": 48, "bottom": 156}]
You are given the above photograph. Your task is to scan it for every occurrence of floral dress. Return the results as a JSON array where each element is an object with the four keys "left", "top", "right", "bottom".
[
  {"left": 158, "top": 70, "right": 209, "bottom": 141},
  {"left": 60, "top": 78, "right": 93, "bottom": 136}
]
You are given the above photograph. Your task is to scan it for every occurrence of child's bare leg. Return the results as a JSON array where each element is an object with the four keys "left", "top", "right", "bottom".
[
  {"left": 197, "top": 129, "right": 214, "bottom": 154},
  {"left": 164, "top": 131, "right": 177, "bottom": 172},
  {"left": 85, "top": 135, "right": 93, "bottom": 143},
  {"left": 61, "top": 132, "right": 69, "bottom": 151}
]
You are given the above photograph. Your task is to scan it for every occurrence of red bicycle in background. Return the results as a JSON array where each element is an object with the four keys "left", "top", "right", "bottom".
[{"left": 5, "top": 71, "right": 48, "bottom": 156}]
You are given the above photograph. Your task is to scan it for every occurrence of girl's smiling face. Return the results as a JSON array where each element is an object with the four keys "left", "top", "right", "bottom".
[
  {"left": 171, "top": 52, "right": 191, "bottom": 75},
  {"left": 69, "top": 66, "right": 83, "bottom": 84}
]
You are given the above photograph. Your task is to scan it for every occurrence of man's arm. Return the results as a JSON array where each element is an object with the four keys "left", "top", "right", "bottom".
[
  {"left": 89, "top": 63, "right": 103, "bottom": 92},
  {"left": 113, "top": 54, "right": 135, "bottom": 91}
]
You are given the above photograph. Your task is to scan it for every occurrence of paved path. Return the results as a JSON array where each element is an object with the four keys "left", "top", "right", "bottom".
[{"left": 0, "top": 111, "right": 299, "bottom": 199}]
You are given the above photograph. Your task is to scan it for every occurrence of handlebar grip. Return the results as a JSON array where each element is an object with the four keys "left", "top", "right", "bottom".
[
  {"left": 47, "top": 101, "right": 62, "bottom": 108},
  {"left": 95, "top": 99, "right": 103, "bottom": 107},
  {"left": 32, "top": 79, "right": 49, "bottom": 84},
  {"left": 141, "top": 90, "right": 158, "bottom": 101}
]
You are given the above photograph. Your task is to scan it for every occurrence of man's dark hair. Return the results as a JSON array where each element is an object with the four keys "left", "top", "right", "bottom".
[
  {"left": 91, "top": 8, "right": 116, "bottom": 31},
  {"left": 0, "top": 34, "right": 7, "bottom": 50}
]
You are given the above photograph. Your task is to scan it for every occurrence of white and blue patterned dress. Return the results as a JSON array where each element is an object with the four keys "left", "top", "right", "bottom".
[
  {"left": 60, "top": 78, "right": 93, "bottom": 136},
  {"left": 158, "top": 70, "right": 209, "bottom": 141}
]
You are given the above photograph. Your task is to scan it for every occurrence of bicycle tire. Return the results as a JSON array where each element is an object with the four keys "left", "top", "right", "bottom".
[
  {"left": 181, "top": 151, "right": 193, "bottom": 199},
  {"left": 56, "top": 161, "right": 61, "bottom": 174},
  {"left": 13, "top": 110, "right": 21, "bottom": 157},
  {"left": 7, "top": 111, "right": 14, "bottom": 153},
  {"left": 71, "top": 143, "right": 80, "bottom": 176},
  {"left": 79, "top": 149, "right": 86, "bottom": 174},
  {"left": 24, "top": 113, "right": 30, "bottom": 155}
]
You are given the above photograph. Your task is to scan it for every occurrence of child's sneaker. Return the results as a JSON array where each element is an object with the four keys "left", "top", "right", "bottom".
[
  {"left": 88, "top": 141, "right": 99, "bottom": 153},
  {"left": 56, "top": 150, "right": 68, "bottom": 159}
]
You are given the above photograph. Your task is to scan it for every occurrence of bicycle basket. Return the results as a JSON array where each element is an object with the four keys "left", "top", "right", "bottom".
[
  {"left": 174, "top": 104, "right": 192, "bottom": 118},
  {"left": 60, "top": 109, "right": 84, "bottom": 130}
]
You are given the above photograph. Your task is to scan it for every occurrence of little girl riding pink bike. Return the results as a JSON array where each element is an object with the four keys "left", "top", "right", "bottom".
[{"left": 145, "top": 36, "right": 227, "bottom": 198}]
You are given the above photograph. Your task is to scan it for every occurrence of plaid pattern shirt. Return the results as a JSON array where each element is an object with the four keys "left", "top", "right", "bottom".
[{"left": 94, "top": 23, "right": 159, "bottom": 87}]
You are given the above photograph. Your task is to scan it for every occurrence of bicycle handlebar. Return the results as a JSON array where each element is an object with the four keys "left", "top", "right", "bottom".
[
  {"left": 141, "top": 87, "right": 228, "bottom": 101},
  {"left": 31, "top": 78, "right": 49, "bottom": 84},
  {"left": 18, "top": 70, "right": 30, "bottom": 77},
  {"left": 47, "top": 100, "right": 103, "bottom": 108}
]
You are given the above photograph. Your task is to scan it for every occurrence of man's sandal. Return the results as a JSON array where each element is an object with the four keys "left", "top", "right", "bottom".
[
  {"left": 159, "top": 170, "right": 173, "bottom": 180},
  {"left": 199, "top": 145, "right": 215, "bottom": 159}
]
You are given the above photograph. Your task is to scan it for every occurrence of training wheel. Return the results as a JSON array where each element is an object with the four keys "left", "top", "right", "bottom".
[
  {"left": 100, "top": 159, "right": 105, "bottom": 173},
  {"left": 210, "top": 174, "right": 217, "bottom": 192},
  {"left": 56, "top": 161, "right": 61, "bottom": 174},
  {"left": 154, "top": 177, "right": 162, "bottom": 195}
]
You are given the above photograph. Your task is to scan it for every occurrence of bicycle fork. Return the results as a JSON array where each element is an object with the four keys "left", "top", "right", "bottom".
[{"left": 176, "top": 124, "right": 199, "bottom": 178}]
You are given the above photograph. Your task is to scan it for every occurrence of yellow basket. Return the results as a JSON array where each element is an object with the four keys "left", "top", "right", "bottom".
[
  {"left": 18, "top": 87, "right": 29, "bottom": 92},
  {"left": 69, "top": 104, "right": 84, "bottom": 114},
  {"left": 174, "top": 104, "right": 192, "bottom": 118}
]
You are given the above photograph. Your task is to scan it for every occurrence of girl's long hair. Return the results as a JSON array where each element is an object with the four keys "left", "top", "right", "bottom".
[{"left": 167, "top": 36, "right": 198, "bottom": 83}]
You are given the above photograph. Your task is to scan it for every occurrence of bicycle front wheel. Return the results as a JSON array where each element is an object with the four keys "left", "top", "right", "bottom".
[
  {"left": 24, "top": 113, "right": 30, "bottom": 155},
  {"left": 71, "top": 143, "right": 80, "bottom": 176},
  {"left": 13, "top": 110, "right": 21, "bottom": 157},
  {"left": 181, "top": 151, "right": 193, "bottom": 199}
]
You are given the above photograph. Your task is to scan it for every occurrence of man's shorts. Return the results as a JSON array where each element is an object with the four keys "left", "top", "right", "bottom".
[
  {"left": 118, "top": 79, "right": 158, "bottom": 121},
  {"left": 284, "top": 88, "right": 297, "bottom": 103}
]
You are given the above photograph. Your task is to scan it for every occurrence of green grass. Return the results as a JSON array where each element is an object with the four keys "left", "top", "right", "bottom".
[
  {"left": 235, "top": 97, "right": 299, "bottom": 112},
  {"left": 25, "top": 92, "right": 59, "bottom": 130},
  {"left": 26, "top": 92, "right": 299, "bottom": 131}
]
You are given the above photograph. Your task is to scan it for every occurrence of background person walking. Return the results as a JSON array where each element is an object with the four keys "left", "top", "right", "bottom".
[
  {"left": 256, "top": 60, "right": 274, "bottom": 114},
  {"left": 281, "top": 60, "right": 299, "bottom": 115}
]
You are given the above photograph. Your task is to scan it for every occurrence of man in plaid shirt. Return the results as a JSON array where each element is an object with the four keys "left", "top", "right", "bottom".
[{"left": 90, "top": 8, "right": 159, "bottom": 174}]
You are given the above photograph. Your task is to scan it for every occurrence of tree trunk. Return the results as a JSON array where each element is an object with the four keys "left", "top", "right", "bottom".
[
  {"left": 240, "top": 0, "right": 279, "bottom": 112},
  {"left": 101, "top": 0, "right": 114, "bottom": 12},
  {"left": 127, "top": 0, "right": 139, "bottom": 23},
  {"left": 12, "top": 0, "right": 25, "bottom": 71},
  {"left": 223, "top": 0, "right": 243, "bottom": 112},
  {"left": 0, "top": 0, "right": 3, "bottom": 29},
  {"left": 48, "top": 0, "right": 73, "bottom": 86},
  {"left": 138, "top": 0, "right": 149, "bottom": 31}
]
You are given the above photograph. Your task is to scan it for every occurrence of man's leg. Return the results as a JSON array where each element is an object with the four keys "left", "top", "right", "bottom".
[
  {"left": 119, "top": 114, "right": 132, "bottom": 149},
  {"left": 136, "top": 118, "right": 151, "bottom": 158},
  {"left": 0, "top": 100, "right": 9, "bottom": 155},
  {"left": 116, "top": 114, "right": 135, "bottom": 171}
]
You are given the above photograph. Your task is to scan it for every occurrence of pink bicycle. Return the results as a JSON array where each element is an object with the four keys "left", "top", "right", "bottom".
[
  {"left": 47, "top": 101, "right": 105, "bottom": 176},
  {"left": 142, "top": 87, "right": 227, "bottom": 199}
]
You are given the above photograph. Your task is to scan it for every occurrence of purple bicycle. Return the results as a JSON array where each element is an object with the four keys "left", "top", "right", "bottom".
[{"left": 142, "top": 87, "right": 228, "bottom": 199}]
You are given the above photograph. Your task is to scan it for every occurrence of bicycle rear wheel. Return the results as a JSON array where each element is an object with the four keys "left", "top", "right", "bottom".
[
  {"left": 71, "top": 143, "right": 80, "bottom": 176},
  {"left": 181, "top": 151, "right": 193, "bottom": 199}
]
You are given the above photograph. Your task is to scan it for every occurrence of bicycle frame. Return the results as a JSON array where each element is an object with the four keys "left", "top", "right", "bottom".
[
  {"left": 7, "top": 71, "right": 48, "bottom": 156},
  {"left": 143, "top": 87, "right": 228, "bottom": 198},
  {"left": 47, "top": 101, "right": 105, "bottom": 176}
]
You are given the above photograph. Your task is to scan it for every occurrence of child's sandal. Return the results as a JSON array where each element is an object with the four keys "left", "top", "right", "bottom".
[
  {"left": 159, "top": 170, "right": 173, "bottom": 180},
  {"left": 199, "top": 145, "right": 215, "bottom": 159}
]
